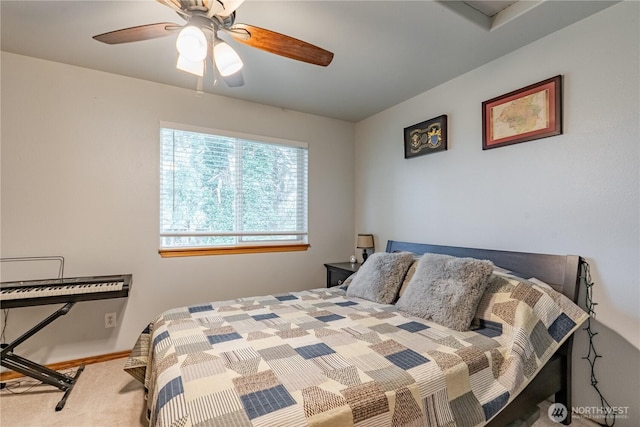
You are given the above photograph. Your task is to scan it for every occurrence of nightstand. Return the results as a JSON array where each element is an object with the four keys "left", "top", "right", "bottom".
[{"left": 324, "top": 262, "right": 361, "bottom": 288}]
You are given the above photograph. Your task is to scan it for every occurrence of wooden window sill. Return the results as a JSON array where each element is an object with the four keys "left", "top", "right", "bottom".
[{"left": 159, "top": 244, "right": 310, "bottom": 258}]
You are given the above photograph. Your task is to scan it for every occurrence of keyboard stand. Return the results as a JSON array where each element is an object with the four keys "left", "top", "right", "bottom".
[{"left": 0, "top": 302, "right": 84, "bottom": 411}]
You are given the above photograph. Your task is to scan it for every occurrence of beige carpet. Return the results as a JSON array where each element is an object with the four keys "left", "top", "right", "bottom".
[
  {"left": 0, "top": 357, "right": 598, "bottom": 427},
  {"left": 0, "top": 358, "right": 146, "bottom": 427}
]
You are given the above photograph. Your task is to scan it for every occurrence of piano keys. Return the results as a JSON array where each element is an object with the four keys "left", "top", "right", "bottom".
[{"left": 0, "top": 274, "right": 131, "bottom": 308}]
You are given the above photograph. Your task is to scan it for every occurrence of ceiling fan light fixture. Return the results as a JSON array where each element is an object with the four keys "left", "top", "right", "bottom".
[
  {"left": 213, "top": 41, "right": 244, "bottom": 77},
  {"left": 176, "top": 54, "right": 204, "bottom": 77},
  {"left": 93, "top": 0, "right": 333, "bottom": 88},
  {"left": 176, "top": 25, "right": 208, "bottom": 62}
]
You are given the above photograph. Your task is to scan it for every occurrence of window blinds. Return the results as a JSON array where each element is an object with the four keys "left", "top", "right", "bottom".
[{"left": 160, "top": 126, "right": 308, "bottom": 249}]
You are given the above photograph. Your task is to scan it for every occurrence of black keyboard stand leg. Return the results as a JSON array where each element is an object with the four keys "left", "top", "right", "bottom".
[
  {"left": 55, "top": 364, "right": 84, "bottom": 411},
  {"left": 0, "top": 302, "right": 83, "bottom": 411}
]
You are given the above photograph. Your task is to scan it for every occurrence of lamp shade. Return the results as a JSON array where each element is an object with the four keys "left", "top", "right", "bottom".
[
  {"left": 214, "top": 41, "right": 243, "bottom": 77},
  {"left": 356, "top": 234, "right": 374, "bottom": 249},
  {"left": 176, "top": 26, "right": 208, "bottom": 62},
  {"left": 176, "top": 54, "right": 204, "bottom": 77}
]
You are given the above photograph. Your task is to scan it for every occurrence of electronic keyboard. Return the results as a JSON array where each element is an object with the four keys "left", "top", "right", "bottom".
[{"left": 0, "top": 274, "right": 131, "bottom": 308}]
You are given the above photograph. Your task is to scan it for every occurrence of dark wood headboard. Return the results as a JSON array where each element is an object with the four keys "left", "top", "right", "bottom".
[{"left": 386, "top": 240, "right": 581, "bottom": 304}]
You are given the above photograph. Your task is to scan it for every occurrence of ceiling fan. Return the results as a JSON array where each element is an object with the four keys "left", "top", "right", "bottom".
[{"left": 93, "top": 0, "right": 334, "bottom": 87}]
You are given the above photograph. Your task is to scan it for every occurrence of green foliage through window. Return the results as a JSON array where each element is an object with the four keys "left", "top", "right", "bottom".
[{"left": 160, "top": 125, "right": 308, "bottom": 249}]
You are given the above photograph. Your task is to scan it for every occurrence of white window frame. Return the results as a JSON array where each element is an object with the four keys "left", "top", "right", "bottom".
[{"left": 159, "top": 122, "right": 309, "bottom": 257}]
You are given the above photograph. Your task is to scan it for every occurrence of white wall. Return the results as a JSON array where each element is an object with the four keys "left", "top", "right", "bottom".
[
  {"left": 355, "top": 1, "right": 639, "bottom": 424},
  {"left": 0, "top": 53, "right": 355, "bottom": 364}
]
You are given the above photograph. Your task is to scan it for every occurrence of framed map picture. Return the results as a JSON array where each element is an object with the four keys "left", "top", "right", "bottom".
[
  {"left": 404, "top": 115, "right": 448, "bottom": 159},
  {"left": 482, "top": 75, "right": 562, "bottom": 150}
]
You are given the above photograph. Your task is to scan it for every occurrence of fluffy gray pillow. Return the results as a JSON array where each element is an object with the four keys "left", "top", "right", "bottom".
[
  {"left": 338, "top": 272, "right": 357, "bottom": 290},
  {"left": 395, "top": 253, "right": 494, "bottom": 331},
  {"left": 346, "top": 252, "right": 414, "bottom": 304}
]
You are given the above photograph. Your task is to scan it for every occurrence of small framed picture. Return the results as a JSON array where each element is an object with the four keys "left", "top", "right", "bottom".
[
  {"left": 482, "top": 75, "right": 562, "bottom": 150},
  {"left": 404, "top": 115, "right": 448, "bottom": 159}
]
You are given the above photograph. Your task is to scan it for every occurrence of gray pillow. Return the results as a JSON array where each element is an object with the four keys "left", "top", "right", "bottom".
[
  {"left": 346, "top": 252, "right": 414, "bottom": 304},
  {"left": 338, "top": 272, "right": 357, "bottom": 290},
  {"left": 395, "top": 253, "right": 494, "bottom": 331}
]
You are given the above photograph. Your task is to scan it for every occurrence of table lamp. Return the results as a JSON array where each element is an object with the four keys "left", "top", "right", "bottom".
[{"left": 356, "top": 234, "right": 375, "bottom": 263}]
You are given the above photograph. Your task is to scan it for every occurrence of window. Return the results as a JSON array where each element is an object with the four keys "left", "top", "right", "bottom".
[{"left": 159, "top": 123, "right": 309, "bottom": 257}]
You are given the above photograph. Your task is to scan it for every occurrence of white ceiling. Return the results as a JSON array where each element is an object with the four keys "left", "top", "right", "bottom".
[{"left": 1, "top": 1, "right": 619, "bottom": 122}]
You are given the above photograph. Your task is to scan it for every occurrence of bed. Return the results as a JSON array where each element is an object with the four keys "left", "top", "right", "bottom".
[{"left": 125, "top": 241, "right": 588, "bottom": 427}]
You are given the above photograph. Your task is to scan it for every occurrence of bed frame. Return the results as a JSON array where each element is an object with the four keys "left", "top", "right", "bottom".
[{"left": 386, "top": 240, "right": 581, "bottom": 426}]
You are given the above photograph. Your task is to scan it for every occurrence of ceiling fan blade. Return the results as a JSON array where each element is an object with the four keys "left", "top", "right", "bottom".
[
  {"left": 93, "top": 23, "right": 181, "bottom": 45},
  {"left": 156, "top": 0, "right": 182, "bottom": 12},
  {"left": 228, "top": 24, "right": 333, "bottom": 66},
  {"left": 217, "top": 0, "right": 246, "bottom": 17},
  {"left": 155, "top": 0, "right": 190, "bottom": 19}
]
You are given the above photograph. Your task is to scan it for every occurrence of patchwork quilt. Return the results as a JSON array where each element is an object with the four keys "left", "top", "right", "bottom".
[{"left": 125, "top": 275, "right": 588, "bottom": 427}]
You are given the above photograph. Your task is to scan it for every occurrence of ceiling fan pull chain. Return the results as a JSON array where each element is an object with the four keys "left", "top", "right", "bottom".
[
  {"left": 211, "top": 60, "right": 219, "bottom": 87},
  {"left": 208, "top": 32, "right": 219, "bottom": 87}
]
